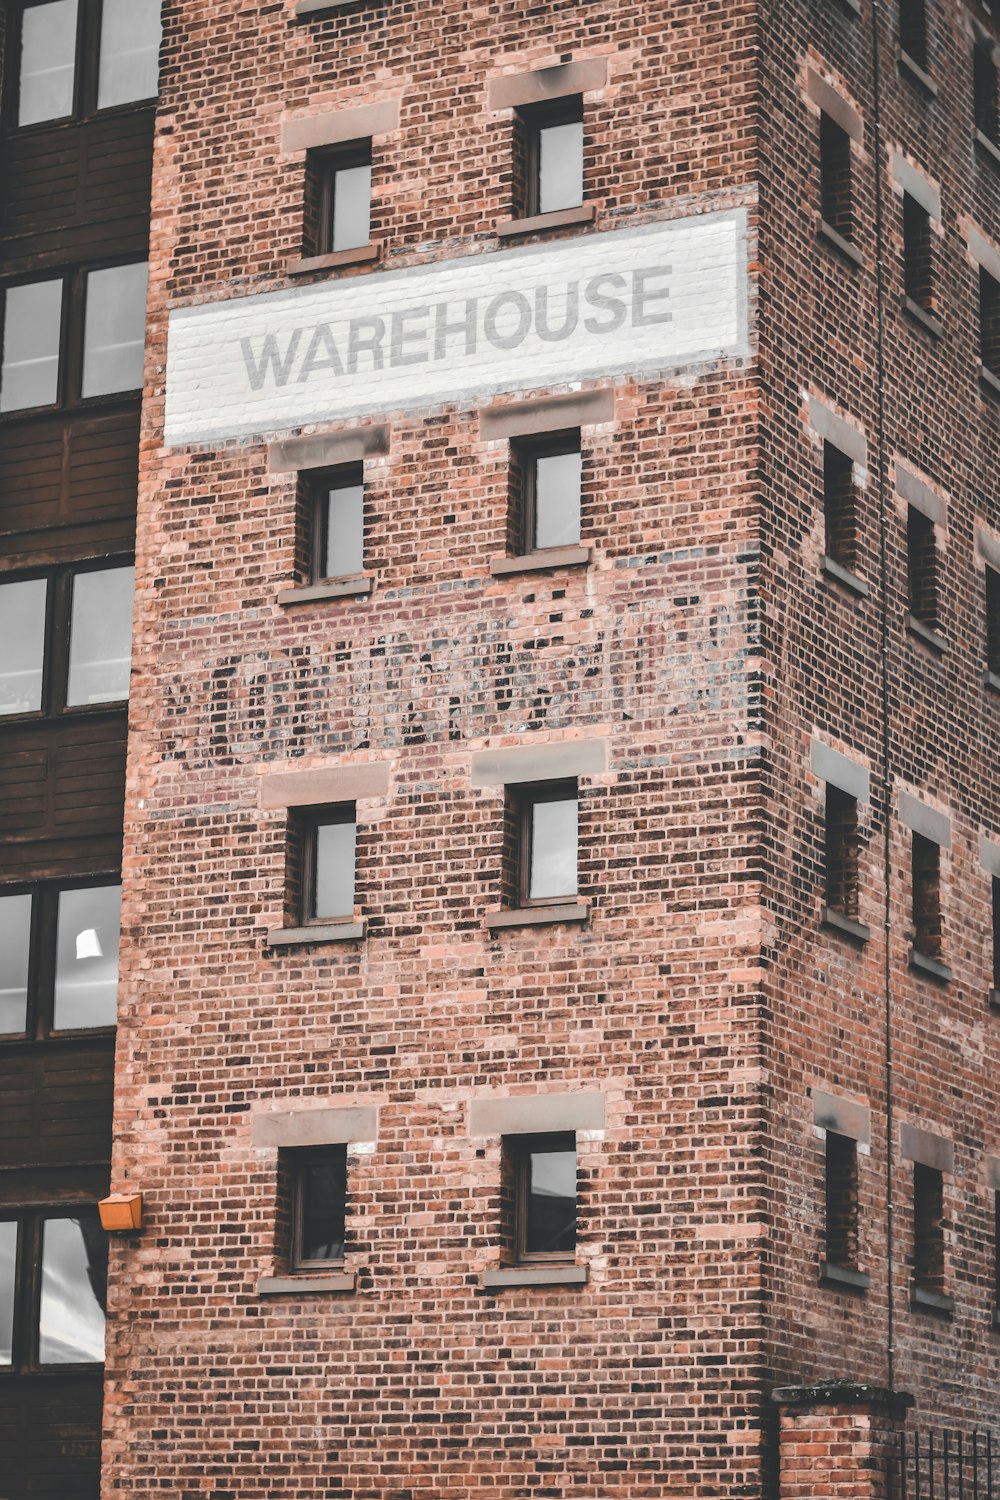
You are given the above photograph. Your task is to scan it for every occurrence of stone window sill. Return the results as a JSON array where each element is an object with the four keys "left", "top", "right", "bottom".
[
  {"left": 822, "top": 906, "right": 871, "bottom": 944},
  {"left": 911, "top": 1285, "right": 954, "bottom": 1316},
  {"left": 820, "top": 1261, "right": 870, "bottom": 1293},
  {"left": 822, "top": 556, "right": 868, "bottom": 597},
  {"left": 819, "top": 221, "right": 864, "bottom": 268},
  {"left": 980, "top": 364, "right": 1000, "bottom": 399},
  {"left": 485, "top": 902, "right": 589, "bottom": 931},
  {"left": 985, "top": 670, "right": 1000, "bottom": 696},
  {"left": 898, "top": 50, "right": 938, "bottom": 96},
  {"left": 496, "top": 203, "right": 595, "bottom": 240},
  {"left": 287, "top": 244, "right": 379, "bottom": 275},
  {"left": 976, "top": 129, "right": 1000, "bottom": 170},
  {"left": 905, "top": 613, "right": 948, "bottom": 654},
  {"left": 909, "top": 948, "right": 952, "bottom": 984},
  {"left": 278, "top": 575, "right": 373, "bottom": 606},
  {"left": 489, "top": 546, "right": 590, "bottom": 577},
  {"left": 266, "top": 921, "right": 366, "bottom": 947},
  {"left": 258, "top": 1271, "right": 356, "bottom": 1294},
  {"left": 481, "top": 1264, "right": 588, "bottom": 1289},
  {"left": 902, "top": 296, "right": 943, "bottom": 339}
]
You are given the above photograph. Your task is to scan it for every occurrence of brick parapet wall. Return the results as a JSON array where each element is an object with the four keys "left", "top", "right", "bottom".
[{"left": 774, "top": 1387, "right": 913, "bottom": 1500}]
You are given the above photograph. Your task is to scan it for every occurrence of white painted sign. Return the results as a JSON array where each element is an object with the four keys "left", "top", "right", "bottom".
[{"left": 164, "top": 209, "right": 749, "bottom": 446}]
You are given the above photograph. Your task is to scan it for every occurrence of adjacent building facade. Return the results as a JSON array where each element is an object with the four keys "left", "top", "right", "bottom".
[{"left": 4, "top": 0, "right": 1000, "bottom": 1495}]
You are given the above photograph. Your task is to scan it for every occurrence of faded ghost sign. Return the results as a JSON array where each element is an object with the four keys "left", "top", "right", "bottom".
[{"left": 164, "top": 208, "right": 749, "bottom": 445}]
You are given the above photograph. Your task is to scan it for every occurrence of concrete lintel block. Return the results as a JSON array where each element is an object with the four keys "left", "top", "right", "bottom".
[
  {"left": 281, "top": 98, "right": 400, "bottom": 153},
  {"left": 260, "top": 761, "right": 390, "bottom": 809},
  {"left": 471, "top": 737, "right": 607, "bottom": 787},
  {"left": 981, "top": 833, "right": 1000, "bottom": 878},
  {"left": 807, "top": 397, "right": 867, "bottom": 464},
  {"left": 487, "top": 58, "right": 607, "bottom": 112},
  {"left": 812, "top": 1088, "right": 871, "bottom": 1146},
  {"left": 900, "top": 1121, "right": 954, "bottom": 1174},
  {"left": 806, "top": 69, "right": 863, "bottom": 142},
  {"left": 468, "top": 1090, "right": 605, "bottom": 1137},
  {"left": 896, "top": 462, "right": 946, "bottom": 524},
  {"left": 252, "top": 1104, "right": 377, "bottom": 1148},
  {"left": 898, "top": 790, "right": 951, "bottom": 848},
  {"left": 810, "top": 740, "right": 870, "bottom": 803},
  {"left": 890, "top": 152, "right": 941, "bottom": 219},
  {"left": 269, "top": 423, "right": 390, "bottom": 473},
  {"left": 480, "top": 386, "right": 615, "bottom": 441}
]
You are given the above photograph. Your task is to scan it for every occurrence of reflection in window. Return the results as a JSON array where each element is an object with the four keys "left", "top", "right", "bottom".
[
  {"left": 532, "top": 445, "right": 582, "bottom": 551},
  {"left": 67, "top": 566, "right": 135, "bottom": 706},
  {"left": 538, "top": 118, "right": 584, "bottom": 214},
  {"left": 0, "top": 578, "right": 47, "bottom": 715},
  {"left": 317, "top": 474, "right": 364, "bottom": 580},
  {"left": 0, "top": 280, "right": 63, "bottom": 413},
  {"left": 18, "top": 0, "right": 78, "bottom": 127},
  {"left": 528, "top": 793, "right": 578, "bottom": 902},
  {"left": 81, "top": 263, "right": 148, "bottom": 398},
  {"left": 293, "top": 1148, "right": 348, "bottom": 1268},
  {"left": 312, "top": 817, "right": 357, "bottom": 921},
  {"left": 38, "top": 1217, "right": 107, "bottom": 1365},
  {"left": 0, "top": 1221, "right": 16, "bottom": 1366},
  {"left": 0, "top": 893, "right": 32, "bottom": 1034},
  {"left": 97, "top": 0, "right": 162, "bottom": 109},
  {"left": 513, "top": 1133, "right": 577, "bottom": 1260},
  {"left": 53, "top": 884, "right": 122, "bottom": 1030}
]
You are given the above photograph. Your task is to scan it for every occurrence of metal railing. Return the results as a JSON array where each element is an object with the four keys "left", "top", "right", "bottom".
[{"left": 890, "top": 1431, "right": 999, "bottom": 1499}]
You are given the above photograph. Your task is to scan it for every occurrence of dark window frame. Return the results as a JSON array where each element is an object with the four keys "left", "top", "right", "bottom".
[
  {"left": 289, "top": 1145, "right": 348, "bottom": 1272},
  {"left": 982, "top": 266, "right": 1000, "bottom": 380},
  {"left": 516, "top": 95, "right": 584, "bottom": 219},
  {"left": 820, "top": 111, "right": 854, "bottom": 242},
  {"left": 906, "top": 504, "right": 939, "bottom": 630},
  {"left": 987, "top": 566, "right": 1000, "bottom": 676},
  {"left": 0, "top": 874, "right": 122, "bottom": 1042},
  {"left": 992, "top": 876, "right": 1000, "bottom": 994},
  {"left": 975, "top": 34, "right": 999, "bottom": 146},
  {"left": 298, "top": 805, "right": 357, "bottom": 926},
  {"left": 306, "top": 464, "right": 365, "bottom": 584},
  {"left": 0, "top": 1206, "right": 106, "bottom": 1375},
  {"left": 514, "top": 780, "right": 579, "bottom": 908},
  {"left": 308, "top": 141, "right": 373, "bottom": 257},
  {"left": 911, "top": 831, "right": 943, "bottom": 960},
  {"left": 912, "top": 1161, "right": 946, "bottom": 1296},
  {"left": 824, "top": 785, "right": 860, "bottom": 921},
  {"left": 824, "top": 1131, "right": 860, "bottom": 1271},
  {"left": 3, "top": 0, "right": 160, "bottom": 136},
  {"left": 902, "top": 192, "right": 934, "bottom": 313},
  {"left": 822, "top": 441, "right": 857, "bottom": 571},
  {"left": 510, "top": 430, "right": 583, "bottom": 556},
  {"left": 508, "top": 1131, "right": 578, "bottom": 1265}
]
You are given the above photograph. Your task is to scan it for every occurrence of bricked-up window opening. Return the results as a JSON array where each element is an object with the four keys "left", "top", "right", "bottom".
[
  {"left": 290, "top": 1147, "right": 348, "bottom": 1270},
  {"left": 515, "top": 782, "right": 579, "bottom": 906},
  {"left": 516, "top": 97, "right": 584, "bottom": 217},
  {"left": 912, "top": 832, "right": 943, "bottom": 960},
  {"left": 825, "top": 1132, "right": 859, "bottom": 1270},
  {"left": 0, "top": 1210, "right": 106, "bottom": 1370},
  {"left": 992, "top": 878, "right": 1000, "bottom": 993},
  {"left": 907, "top": 506, "right": 939, "bottom": 630},
  {"left": 913, "top": 1162, "right": 946, "bottom": 1296},
  {"left": 820, "top": 112, "right": 853, "bottom": 241},
  {"left": 975, "top": 36, "right": 999, "bottom": 144},
  {"left": 505, "top": 1133, "right": 577, "bottom": 1263},
  {"left": 903, "top": 194, "right": 934, "bottom": 313},
  {"left": 510, "top": 433, "right": 582, "bottom": 553},
  {"left": 306, "top": 143, "right": 372, "bottom": 257},
  {"left": 987, "top": 569, "right": 1000, "bottom": 676},
  {"left": 309, "top": 467, "right": 365, "bottom": 582},
  {"left": 12, "top": 0, "right": 162, "bottom": 129},
  {"left": 0, "top": 880, "right": 122, "bottom": 1040},
  {"left": 980, "top": 268, "right": 1000, "bottom": 379},
  {"left": 824, "top": 786, "right": 860, "bottom": 920},
  {"left": 299, "top": 808, "right": 357, "bottom": 923},
  {"left": 823, "top": 442, "right": 858, "bottom": 571},
  {"left": 0, "top": 560, "right": 134, "bottom": 718},
  {"left": 899, "top": 0, "right": 928, "bottom": 70}
]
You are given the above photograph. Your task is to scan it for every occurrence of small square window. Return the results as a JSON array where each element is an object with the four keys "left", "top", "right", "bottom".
[
  {"left": 513, "top": 783, "right": 578, "bottom": 907},
  {"left": 299, "top": 808, "right": 357, "bottom": 924},
  {"left": 981, "top": 267, "right": 1000, "bottom": 380},
  {"left": 825, "top": 1132, "right": 860, "bottom": 1272},
  {"left": 309, "top": 144, "right": 372, "bottom": 256},
  {"left": 987, "top": 567, "right": 1000, "bottom": 676},
  {"left": 899, "top": 0, "right": 928, "bottom": 71},
  {"left": 506, "top": 1133, "right": 577, "bottom": 1263},
  {"left": 290, "top": 1147, "right": 348, "bottom": 1271},
  {"left": 912, "top": 1161, "right": 946, "bottom": 1297},
  {"left": 911, "top": 831, "right": 942, "bottom": 961},
  {"left": 824, "top": 786, "right": 860, "bottom": 921},
  {"left": 309, "top": 468, "right": 365, "bottom": 582},
  {"left": 511, "top": 434, "right": 582, "bottom": 554},
  {"left": 903, "top": 193, "right": 933, "bottom": 313},
  {"left": 516, "top": 98, "right": 584, "bottom": 218},
  {"left": 820, "top": 112, "right": 853, "bottom": 242},
  {"left": 976, "top": 37, "right": 999, "bottom": 145},
  {"left": 906, "top": 505, "right": 939, "bottom": 630},
  {"left": 823, "top": 442, "right": 857, "bottom": 572}
]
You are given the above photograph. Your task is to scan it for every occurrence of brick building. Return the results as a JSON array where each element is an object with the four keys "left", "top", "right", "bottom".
[{"left": 4, "top": 0, "right": 1000, "bottom": 1495}]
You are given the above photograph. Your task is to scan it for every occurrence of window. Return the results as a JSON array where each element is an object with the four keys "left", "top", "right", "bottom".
[
  {"left": 987, "top": 568, "right": 1000, "bottom": 678},
  {"left": 290, "top": 1147, "right": 348, "bottom": 1271},
  {"left": 510, "top": 433, "right": 582, "bottom": 554},
  {"left": 308, "top": 144, "right": 372, "bottom": 256},
  {"left": 823, "top": 442, "right": 857, "bottom": 572},
  {"left": 824, "top": 786, "right": 860, "bottom": 921},
  {"left": 820, "top": 111, "right": 853, "bottom": 243},
  {"left": 12, "top": 0, "right": 161, "bottom": 128},
  {"left": 907, "top": 505, "right": 939, "bottom": 631},
  {"left": 0, "top": 880, "right": 122, "bottom": 1037},
  {"left": 992, "top": 877, "right": 1000, "bottom": 995},
  {"left": 516, "top": 97, "right": 584, "bottom": 218},
  {"left": 308, "top": 468, "right": 365, "bottom": 581},
  {"left": 0, "top": 263, "right": 148, "bottom": 415},
  {"left": 994, "top": 1190, "right": 1000, "bottom": 1312},
  {"left": 505, "top": 1133, "right": 577, "bottom": 1263},
  {"left": 0, "top": 561, "right": 134, "bottom": 719},
  {"left": 298, "top": 808, "right": 357, "bottom": 924},
  {"left": 824, "top": 1131, "right": 859, "bottom": 1272},
  {"left": 899, "top": 0, "right": 928, "bottom": 71},
  {"left": 912, "top": 1162, "right": 946, "bottom": 1297},
  {"left": 975, "top": 36, "right": 999, "bottom": 146},
  {"left": 981, "top": 268, "right": 1000, "bottom": 381},
  {"left": 903, "top": 193, "right": 933, "bottom": 313},
  {"left": 911, "top": 831, "right": 942, "bottom": 961},
  {"left": 0, "top": 1210, "right": 106, "bottom": 1370},
  {"left": 512, "top": 783, "right": 579, "bottom": 907}
]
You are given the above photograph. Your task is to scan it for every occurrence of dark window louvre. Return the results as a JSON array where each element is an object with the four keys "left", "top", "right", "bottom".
[
  {"left": 913, "top": 1162, "right": 946, "bottom": 1295},
  {"left": 903, "top": 193, "right": 933, "bottom": 312},
  {"left": 912, "top": 831, "right": 942, "bottom": 959},
  {"left": 907, "top": 505, "right": 939, "bottom": 629},
  {"left": 824, "top": 786, "right": 860, "bottom": 920},
  {"left": 825, "top": 1131, "right": 859, "bottom": 1270},
  {"left": 823, "top": 442, "right": 857, "bottom": 570},
  {"left": 820, "top": 112, "right": 853, "bottom": 240},
  {"left": 900, "top": 0, "right": 928, "bottom": 70}
]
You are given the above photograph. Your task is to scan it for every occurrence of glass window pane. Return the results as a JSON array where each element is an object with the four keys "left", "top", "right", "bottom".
[
  {"left": 333, "top": 164, "right": 371, "bottom": 252},
  {"left": 534, "top": 449, "right": 582, "bottom": 549},
  {"left": 67, "top": 566, "right": 134, "bottom": 706},
  {"left": 299, "top": 1152, "right": 346, "bottom": 1263},
  {"left": 98, "top": 0, "right": 161, "bottom": 109},
  {"left": 525, "top": 1143, "right": 576, "bottom": 1256},
  {"left": 529, "top": 796, "right": 578, "bottom": 901},
  {"left": 38, "top": 1217, "right": 106, "bottom": 1365},
  {"left": 19, "top": 0, "right": 78, "bottom": 126},
  {"left": 322, "top": 483, "right": 364, "bottom": 578},
  {"left": 538, "top": 120, "right": 583, "bottom": 214},
  {"left": 53, "top": 885, "right": 121, "bottom": 1030},
  {"left": 0, "top": 578, "right": 47, "bottom": 715},
  {"left": 81, "top": 262, "right": 148, "bottom": 398},
  {"left": 0, "top": 894, "right": 32, "bottom": 1035},
  {"left": 0, "top": 1221, "right": 16, "bottom": 1366},
  {"left": 313, "top": 821, "right": 356, "bottom": 920},
  {"left": 0, "top": 280, "right": 63, "bottom": 412}
]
